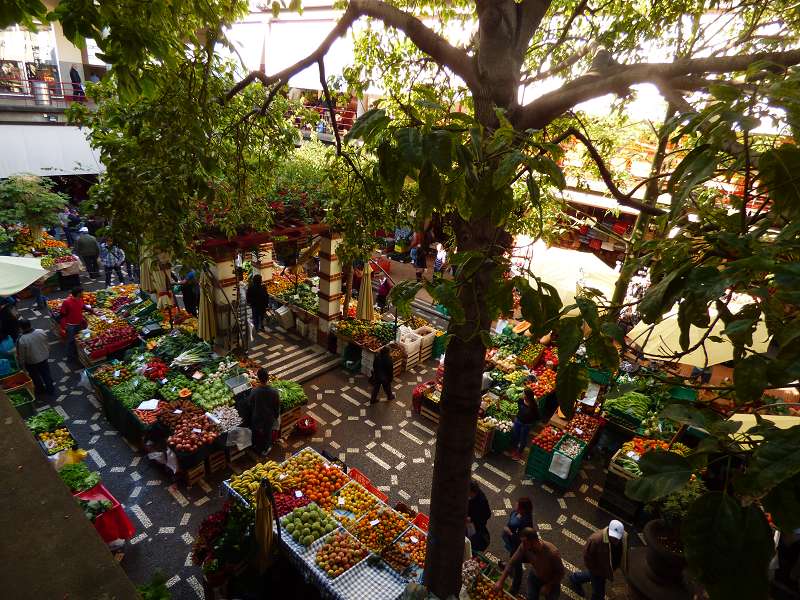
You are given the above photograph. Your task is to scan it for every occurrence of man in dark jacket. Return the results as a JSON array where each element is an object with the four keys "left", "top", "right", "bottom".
[
  {"left": 496, "top": 528, "right": 566, "bottom": 599},
  {"left": 369, "top": 345, "right": 394, "bottom": 404},
  {"left": 467, "top": 480, "right": 492, "bottom": 553},
  {"left": 75, "top": 227, "right": 100, "bottom": 278},
  {"left": 241, "top": 368, "right": 280, "bottom": 455},
  {"left": 569, "top": 519, "right": 627, "bottom": 599}
]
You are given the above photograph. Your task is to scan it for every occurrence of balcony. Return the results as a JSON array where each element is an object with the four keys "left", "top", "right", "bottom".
[{"left": 0, "top": 76, "right": 93, "bottom": 113}]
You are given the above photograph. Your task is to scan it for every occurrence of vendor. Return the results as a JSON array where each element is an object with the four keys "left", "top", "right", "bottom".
[
  {"left": 60, "top": 286, "right": 96, "bottom": 362},
  {"left": 240, "top": 367, "right": 280, "bottom": 456}
]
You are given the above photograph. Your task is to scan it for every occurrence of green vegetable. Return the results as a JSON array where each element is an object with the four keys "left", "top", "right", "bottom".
[
  {"left": 26, "top": 409, "right": 65, "bottom": 434},
  {"left": 604, "top": 391, "right": 651, "bottom": 420},
  {"left": 276, "top": 283, "right": 317, "bottom": 312},
  {"left": 192, "top": 379, "right": 234, "bottom": 411},
  {"left": 170, "top": 342, "right": 213, "bottom": 367},
  {"left": 112, "top": 376, "right": 159, "bottom": 409},
  {"left": 78, "top": 498, "right": 112, "bottom": 522},
  {"left": 8, "top": 389, "right": 32, "bottom": 406},
  {"left": 159, "top": 372, "right": 194, "bottom": 401},
  {"left": 272, "top": 380, "right": 308, "bottom": 411},
  {"left": 59, "top": 463, "right": 101, "bottom": 492}
]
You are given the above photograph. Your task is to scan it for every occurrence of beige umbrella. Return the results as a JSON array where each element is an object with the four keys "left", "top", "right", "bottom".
[
  {"left": 0, "top": 256, "right": 48, "bottom": 296},
  {"left": 628, "top": 308, "right": 771, "bottom": 368},
  {"left": 197, "top": 272, "right": 217, "bottom": 342},
  {"left": 151, "top": 265, "right": 175, "bottom": 309},
  {"left": 356, "top": 262, "right": 374, "bottom": 321},
  {"left": 139, "top": 256, "right": 155, "bottom": 293}
]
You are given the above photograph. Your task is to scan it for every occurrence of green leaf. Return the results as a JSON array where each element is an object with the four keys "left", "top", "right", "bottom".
[
  {"left": 423, "top": 130, "right": 454, "bottom": 172},
  {"left": 659, "top": 404, "right": 717, "bottom": 429},
  {"left": 682, "top": 492, "right": 773, "bottom": 600},
  {"left": 529, "top": 156, "right": 566, "bottom": 190},
  {"left": 388, "top": 280, "right": 423, "bottom": 319},
  {"left": 585, "top": 334, "right": 618, "bottom": 371},
  {"left": 344, "top": 108, "right": 389, "bottom": 144},
  {"left": 418, "top": 161, "right": 441, "bottom": 217},
  {"left": 555, "top": 361, "right": 588, "bottom": 418},
  {"left": 600, "top": 322, "right": 624, "bottom": 344},
  {"left": 666, "top": 145, "right": 716, "bottom": 218},
  {"left": 271, "top": 1, "right": 281, "bottom": 17},
  {"left": 394, "top": 127, "right": 423, "bottom": 167},
  {"left": 427, "top": 279, "right": 464, "bottom": 324},
  {"left": 733, "top": 355, "right": 769, "bottom": 402},
  {"left": 556, "top": 316, "right": 583, "bottom": 362},
  {"left": 757, "top": 144, "right": 800, "bottom": 219},
  {"left": 638, "top": 267, "right": 689, "bottom": 323},
  {"left": 736, "top": 425, "right": 800, "bottom": 495},
  {"left": 709, "top": 83, "right": 742, "bottom": 101},
  {"left": 492, "top": 151, "right": 526, "bottom": 189},
  {"left": 624, "top": 451, "right": 692, "bottom": 501},
  {"left": 763, "top": 473, "right": 800, "bottom": 532}
]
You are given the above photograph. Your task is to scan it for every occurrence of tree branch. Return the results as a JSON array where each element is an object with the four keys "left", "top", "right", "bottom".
[
  {"left": 514, "top": 0, "right": 553, "bottom": 57},
  {"left": 226, "top": 0, "right": 477, "bottom": 102},
  {"left": 515, "top": 48, "right": 800, "bottom": 130},
  {"left": 521, "top": 41, "right": 598, "bottom": 85},
  {"left": 549, "top": 127, "right": 665, "bottom": 215}
]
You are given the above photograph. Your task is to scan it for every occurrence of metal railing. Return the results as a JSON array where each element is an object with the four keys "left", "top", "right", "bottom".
[
  {"left": 0, "top": 77, "right": 91, "bottom": 109},
  {"left": 297, "top": 104, "right": 356, "bottom": 134}
]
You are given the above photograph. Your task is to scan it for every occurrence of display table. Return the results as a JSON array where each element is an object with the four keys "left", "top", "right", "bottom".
[{"left": 74, "top": 483, "right": 136, "bottom": 543}]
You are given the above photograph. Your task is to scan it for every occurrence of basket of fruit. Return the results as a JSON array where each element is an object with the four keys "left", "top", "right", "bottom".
[
  {"left": 346, "top": 506, "right": 411, "bottom": 553},
  {"left": 314, "top": 530, "right": 369, "bottom": 579},
  {"left": 281, "top": 502, "right": 339, "bottom": 550}
]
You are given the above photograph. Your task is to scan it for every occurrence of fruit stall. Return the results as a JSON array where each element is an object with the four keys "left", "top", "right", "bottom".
[
  {"left": 84, "top": 330, "right": 308, "bottom": 483},
  {"left": 1, "top": 228, "right": 81, "bottom": 291},
  {"left": 223, "top": 447, "right": 430, "bottom": 599}
]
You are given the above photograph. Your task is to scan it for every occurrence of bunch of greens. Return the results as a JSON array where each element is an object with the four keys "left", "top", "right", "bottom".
[
  {"left": 112, "top": 376, "right": 160, "bottom": 409},
  {"left": 58, "top": 463, "right": 101, "bottom": 492},
  {"left": 26, "top": 409, "right": 64, "bottom": 434},
  {"left": 78, "top": 498, "right": 112, "bottom": 522},
  {"left": 8, "top": 390, "right": 32, "bottom": 406},
  {"left": 272, "top": 380, "right": 308, "bottom": 411}
]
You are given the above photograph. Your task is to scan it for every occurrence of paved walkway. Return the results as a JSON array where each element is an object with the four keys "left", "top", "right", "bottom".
[{"left": 15, "top": 274, "right": 628, "bottom": 599}]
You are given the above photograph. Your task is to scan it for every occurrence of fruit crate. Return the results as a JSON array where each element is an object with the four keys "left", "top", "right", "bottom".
[
  {"left": 0, "top": 370, "right": 34, "bottom": 395},
  {"left": 184, "top": 461, "right": 207, "bottom": 488},
  {"left": 280, "top": 405, "right": 302, "bottom": 439},
  {"left": 491, "top": 428, "right": 513, "bottom": 453},
  {"left": 206, "top": 450, "right": 227, "bottom": 474},
  {"left": 545, "top": 434, "right": 587, "bottom": 488},
  {"left": 420, "top": 404, "right": 440, "bottom": 426},
  {"left": 8, "top": 387, "right": 35, "bottom": 419},
  {"left": 474, "top": 422, "right": 494, "bottom": 457},
  {"left": 608, "top": 448, "right": 638, "bottom": 480}
]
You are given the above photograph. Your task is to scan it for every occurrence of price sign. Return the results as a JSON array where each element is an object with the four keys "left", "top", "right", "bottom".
[
  {"left": 132, "top": 379, "right": 139, "bottom": 388},
  {"left": 113, "top": 370, "right": 120, "bottom": 378},
  {"left": 173, "top": 409, "right": 183, "bottom": 414},
  {"left": 161, "top": 378, "right": 168, "bottom": 384},
  {"left": 83, "top": 331, "right": 91, "bottom": 338},
  {"left": 626, "top": 451, "right": 640, "bottom": 461},
  {"left": 410, "top": 536, "right": 419, "bottom": 544},
  {"left": 295, "top": 490, "right": 303, "bottom": 498},
  {"left": 338, "top": 496, "right": 346, "bottom": 506},
  {"left": 191, "top": 428, "right": 202, "bottom": 434},
  {"left": 323, "top": 463, "right": 330, "bottom": 469},
  {"left": 369, "top": 519, "right": 380, "bottom": 527},
  {"left": 134, "top": 297, "right": 143, "bottom": 304},
  {"left": 279, "top": 473, "right": 287, "bottom": 480},
  {"left": 575, "top": 428, "right": 583, "bottom": 435},
  {"left": 192, "top": 371, "right": 203, "bottom": 380}
]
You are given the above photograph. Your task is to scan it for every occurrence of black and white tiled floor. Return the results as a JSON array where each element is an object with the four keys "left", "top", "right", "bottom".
[{"left": 19, "top": 276, "right": 627, "bottom": 600}]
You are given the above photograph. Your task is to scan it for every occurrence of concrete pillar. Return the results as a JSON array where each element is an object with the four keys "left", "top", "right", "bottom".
[
  {"left": 317, "top": 232, "right": 343, "bottom": 346},
  {"left": 252, "top": 242, "right": 273, "bottom": 281},
  {"left": 206, "top": 247, "right": 237, "bottom": 347}
]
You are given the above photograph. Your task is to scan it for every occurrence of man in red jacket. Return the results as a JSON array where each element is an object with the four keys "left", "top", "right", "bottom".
[{"left": 60, "top": 287, "right": 95, "bottom": 361}]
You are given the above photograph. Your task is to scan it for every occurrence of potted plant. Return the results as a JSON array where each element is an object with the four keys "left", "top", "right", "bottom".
[{"left": 644, "top": 476, "right": 707, "bottom": 581}]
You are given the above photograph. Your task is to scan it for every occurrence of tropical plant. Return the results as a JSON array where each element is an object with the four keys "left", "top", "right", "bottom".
[{"left": 0, "top": 175, "right": 67, "bottom": 235}]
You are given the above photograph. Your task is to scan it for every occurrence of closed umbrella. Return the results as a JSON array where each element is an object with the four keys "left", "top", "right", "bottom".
[
  {"left": 139, "top": 255, "right": 154, "bottom": 293},
  {"left": 628, "top": 309, "right": 771, "bottom": 368},
  {"left": 527, "top": 241, "right": 618, "bottom": 311},
  {"left": 151, "top": 265, "right": 175, "bottom": 310},
  {"left": 0, "top": 256, "right": 48, "bottom": 296},
  {"left": 197, "top": 272, "right": 217, "bottom": 342},
  {"left": 356, "top": 262, "right": 374, "bottom": 321}
]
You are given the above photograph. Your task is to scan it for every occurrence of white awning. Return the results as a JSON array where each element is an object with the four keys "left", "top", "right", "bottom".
[{"left": 0, "top": 124, "right": 103, "bottom": 178}]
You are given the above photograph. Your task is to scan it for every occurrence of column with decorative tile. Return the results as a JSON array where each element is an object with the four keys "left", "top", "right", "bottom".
[
  {"left": 317, "top": 232, "right": 342, "bottom": 348},
  {"left": 206, "top": 246, "right": 238, "bottom": 349},
  {"left": 252, "top": 241, "right": 273, "bottom": 282}
]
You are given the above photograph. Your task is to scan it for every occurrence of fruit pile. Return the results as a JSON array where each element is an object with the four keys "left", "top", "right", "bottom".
[
  {"left": 529, "top": 366, "right": 556, "bottom": 398},
  {"left": 93, "top": 364, "right": 131, "bottom": 387},
  {"left": 39, "top": 427, "right": 74, "bottom": 454},
  {"left": 210, "top": 405, "right": 242, "bottom": 432},
  {"left": 348, "top": 507, "right": 410, "bottom": 551},
  {"left": 143, "top": 357, "right": 169, "bottom": 381},
  {"left": 133, "top": 401, "right": 168, "bottom": 425},
  {"left": 531, "top": 426, "right": 564, "bottom": 452},
  {"left": 381, "top": 545, "right": 412, "bottom": 573},
  {"left": 470, "top": 575, "right": 511, "bottom": 599},
  {"left": 334, "top": 319, "right": 375, "bottom": 339},
  {"left": 398, "top": 529, "right": 426, "bottom": 566},
  {"left": 191, "top": 379, "right": 234, "bottom": 411},
  {"left": 265, "top": 273, "right": 303, "bottom": 296},
  {"left": 283, "top": 504, "right": 338, "bottom": 547},
  {"left": 284, "top": 449, "right": 325, "bottom": 477},
  {"left": 229, "top": 461, "right": 285, "bottom": 502},
  {"left": 556, "top": 436, "right": 585, "bottom": 459},
  {"left": 86, "top": 310, "right": 124, "bottom": 334},
  {"left": 81, "top": 324, "right": 138, "bottom": 357},
  {"left": 326, "top": 482, "right": 377, "bottom": 525},
  {"left": 517, "top": 343, "right": 543, "bottom": 366},
  {"left": 159, "top": 373, "right": 194, "bottom": 401},
  {"left": 315, "top": 531, "right": 368, "bottom": 578},
  {"left": 541, "top": 346, "right": 558, "bottom": 366},
  {"left": 274, "top": 491, "right": 312, "bottom": 516},
  {"left": 167, "top": 414, "right": 219, "bottom": 453},
  {"left": 157, "top": 399, "right": 203, "bottom": 428},
  {"left": 296, "top": 466, "right": 349, "bottom": 504},
  {"left": 566, "top": 413, "right": 600, "bottom": 443}
]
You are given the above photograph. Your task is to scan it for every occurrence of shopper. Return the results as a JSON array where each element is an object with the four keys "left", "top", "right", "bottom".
[
  {"left": 246, "top": 274, "right": 270, "bottom": 332},
  {"left": 467, "top": 480, "right": 492, "bottom": 552},
  {"left": 568, "top": 519, "right": 628, "bottom": 600},
  {"left": 99, "top": 238, "right": 126, "bottom": 286},
  {"left": 495, "top": 528, "right": 566, "bottom": 600},
  {"left": 16, "top": 319, "right": 55, "bottom": 395},
  {"left": 369, "top": 345, "right": 395, "bottom": 404},
  {"left": 512, "top": 388, "right": 541, "bottom": 460},
  {"left": 241, "top": 368, "right": 281, "bottom": 455},
  {"left": 0, "top": 298, "right": 20, "bottom": 341},
  {"left": 433, "top": 243, "right": 447, "bottom": 278},
  {"left": 178, "top": 269, "right": 199, "bottom": 317},
  {"left": 502, "top": 497, "right": 535, "bottom": 595},
  {"left": 376, "top": 275, "right": 393, "bottom": 311},
  {"left": 69, "top": 64, "right": 84, "bottom": 97},
  {"left": 60, "top": 286, "right": 94, "bottom": 361},
  {"left": 413, "top": 244, "right": 427, "bottom": 282},
  {"left": 75, "top": 227, "right": 100, "bottom": 278}
]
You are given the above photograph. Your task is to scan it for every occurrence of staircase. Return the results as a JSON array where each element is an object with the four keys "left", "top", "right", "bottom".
[{"left": 249, "top": 329, "right": 340, "bottom": 383}]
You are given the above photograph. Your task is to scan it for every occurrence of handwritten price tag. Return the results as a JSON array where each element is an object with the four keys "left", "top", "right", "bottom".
[
  {"left": 192, "top": 428, "right": 202, "bottom": 434},
  {"left": 323, "top": 463, "right": 330, "bottom": 469},
  {"left": 575, "top": 428, "right": 583, "bottom": 435},
  {"left": 369, "top": 519, "right": 380, "bottom": 527},
  {"left": 410, "top": 536, "right": 419, "bottom": 544},
  {"left": 161, "top": 378, "right": 168, "bottom": 384},
  {"left": 192, "top": 371, "right": 203, "bottom": 380},
  {"left": 338, "top": 496, "right": 346, "bottom": 506},
  {"left": 279, "top": 473, "right": 287, "bottom": 480},
  {"left": 626, "top": 451, "right": 640, "bottom": 461},
  {"left": 173, "top": 409, "right": 183, "bottom": 414},
  {"left": 113, "top": 370, "right": 120, "bottom": 378},
  {"left": 295, "top": 490, "right": 303, "bottom": 498}
]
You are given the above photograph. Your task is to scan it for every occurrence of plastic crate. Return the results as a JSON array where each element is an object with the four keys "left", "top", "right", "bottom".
[
  {"left": 414, "top": 326, "right": 436, "bottom": 351},
  {"left": 669, "top": 385, "right": 698, "bottom": 402},
  {"left": 432, "top": 334, "right": 446, "bottom": 359},
  {"left": 525, "top": 444, "right": 555, "bottom": 479},
  {"left": 588, "top": 368, "right": 612, "bottom": 385},
  {"left": 8, "top": 387, "right": 35, "bottom": 419},
  {"left": 546, "top": 434, "right": 587, "bottom": 487},
  {"left": 491, "top": 428, "right": 513, "bottom": 453}
]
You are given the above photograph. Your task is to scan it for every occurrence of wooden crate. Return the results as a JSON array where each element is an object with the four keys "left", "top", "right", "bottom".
[
  {"left": 76, "top": 342, "right": 104, "bottom": 369},
  {"left": 474, "top": 424, "right": 494, "bottom": 457},
  {"left": 419, "top": 346, "right": 432, "bottom": 362},
  {"left": 279, "top": 405, "right": 302, "bottom": 439},
  {"left": 420, "top": 405, "right": 440, "bottom": 427},
  {"left": 207, "top": 450, "right": 227, "bottom": 474},
  {"left": 185, "top": 462, "right": 207, "bottom": 488},
  {"left": 227, "top": 447, "right": 247, "bottom": 463}
]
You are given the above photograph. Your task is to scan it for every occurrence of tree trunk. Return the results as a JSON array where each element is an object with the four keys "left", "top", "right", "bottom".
[
  {"left": 608, "top": 103, "right": 675, "bottom": 317},
  {"left": 423, "top": 218, "right": 502, "bottom": 598}
]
